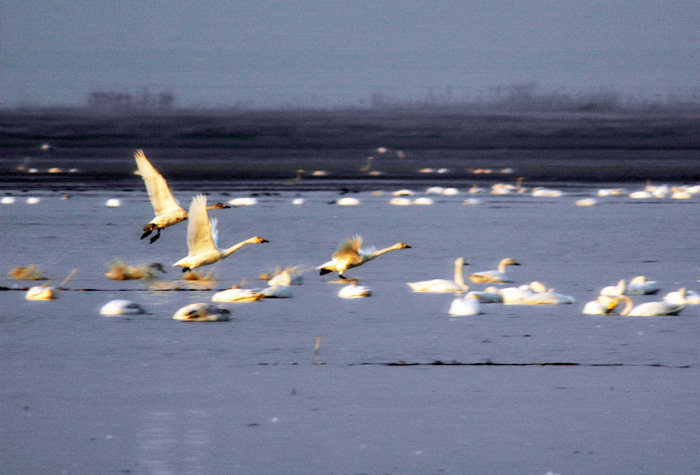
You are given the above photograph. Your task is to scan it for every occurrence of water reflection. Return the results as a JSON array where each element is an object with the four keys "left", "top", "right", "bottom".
[{"left": 138, "top": 410, "right": 209, "bottom": 475}]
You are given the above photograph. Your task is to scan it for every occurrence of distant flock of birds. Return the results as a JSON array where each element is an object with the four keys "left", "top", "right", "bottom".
[{"left": 17, "top": 149, "right": 700, "bottom": 321}]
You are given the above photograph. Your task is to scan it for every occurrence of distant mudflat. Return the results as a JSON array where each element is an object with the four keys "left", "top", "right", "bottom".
[{"left": 1, "top": 109, "right": 700, "bottom": 189}]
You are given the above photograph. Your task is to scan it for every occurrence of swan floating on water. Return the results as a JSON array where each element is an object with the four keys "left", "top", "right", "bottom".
[
  {"left": 338, "top": 283, "right": 372, "bottom": 298},
  {"left": 626, "top": 276, "right": 660, "bottom": 295},
  {"left": 469, "top": 258, "right": 520, "bottom": 283},
  {"left": 268, "top": 270, "right": 303, "bottom": 286},
  {"left": 600, "top": 279, "right": 626, "bottom": 297},
  {"left": 466, "top": 286, "right": 504, "bottom": 303},
  {"left": 448, "top": 294, "right": 483, "bottom": 316},
  {"left": 173, "top": 194, "right": 268, "bottom": 271},
  {"left": 520, "top": 290, "right": 576, "bottom": 305},
  {"left": 100, "top": 300, "right": 147, "bottom": 316},
  {"left": 25, "top": 285, "right": 57, "bottom": 300},
  {"left": 318, "top": 235, "right": 410, "bottom": 279},
  {"left": 228, "top": 197, "right": 257, "bottom": 206},
  {"left": 336, "top": 197, "right": 360, "bottom": 206},
  {"left": 173, "top": 303, "right": 231, "bottom": 321},
  {"left": 211, "top": 287, "right": 263, "bottom": 302},
  {"left": 407, "top": 258, "right": 469, "bottom": 292},
  {"left": 135, "top": 150, "right": 230, "bottom": 243},
  {"left": 260, "top": 286, "right": 293, "bottom": 298},
  {"left": 663, "top": 288, "right": 700, "bottom": 305},
  {"left": 599, "top": 295, "right": 686, "bottom": 317}
]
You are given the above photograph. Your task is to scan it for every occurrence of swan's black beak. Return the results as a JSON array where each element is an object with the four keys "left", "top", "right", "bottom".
[
  {"left": 261, "top": 239, "right": 269, "bottom": 243},
  {"left": 405, "top": 245, "right": 412, "bottom": 248}
]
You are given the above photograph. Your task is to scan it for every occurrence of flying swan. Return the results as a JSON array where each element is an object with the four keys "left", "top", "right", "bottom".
[
  {"left": 407, "top": 257, "right": 469, "bottom": 292},
  {"left": 135, "top": 150, "right": 230, "bottom": 243},
  {"left": 173, "top": 194, "right": 268, "bottom": 272},
  {"left": 318, "top": 235, "right": 410, "bottom": 279}
]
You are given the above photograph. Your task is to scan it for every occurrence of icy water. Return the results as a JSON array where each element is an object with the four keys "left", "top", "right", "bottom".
[{"left": 2, "top": 111, "right": 700, "bottom": 474}]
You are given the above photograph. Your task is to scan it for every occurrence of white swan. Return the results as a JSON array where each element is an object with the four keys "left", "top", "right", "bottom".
[
  {"left": 336, "top": 197, "right": 360, "bottom": 206},
  {"left": 268, "top": 270, "right": 303, "bottom": 286},
  {"left": 664, "top": 288, "right": 700, "bottom": 305},
  {"left": 338, "top": 283, "right": 372, "bottom": 298},
  {"left": 466, "top": 286, "right": 504, "bottom": 303},
  {"left": 173, "top": 303, "right": 231, "bottom": 321},
  {"left": 173, "top": 194, "right": 268, "bottom": 271},
  {"left": 228, "top": 197, "right": 257, "bottom": 206},
  {"left": 211, "top": 288, "right": 263, "bottom": 302},
  {"left": 260, "top": 286, "right": 293, "bottom": 298},
  {"left": 318, "top": 235, "right": 410, "bottom": 279},
  {"left": 600, "top": 279, "right": 626, "bottom": 297},
  {"left": 520, "top": 290, "right": 576, "bottom": 305},
  {"left": 407, "top": 258, "right": 469, "bottom": 292},
  {"left": 626, "top": 276, "right": 660, "bottom": 295},
  {"left": 500, "top": 285, "right": 537, "bottom": 304},
  {"left": 389, "top": 197, "right": 412, "bottom": 206},
  {"left": 25, "top": 269, "right": 76, "bottom": 301},
  {"left": 583, "top": 295, "right": 630, "bottom": 315},
  {"left": 448, "top": 294, "right": 483, "bottom": 316},
  {"left": 582, "top": 300, "right": 612, "bottom": 315},
  {"left": 135, "top": 150, "right": 230, "bottom": 243},
  {"left": 25, "top": 285, "right": 56, "bottom": 300},
  {"left": 100, "top": 300, "right": 147, "bottom": 316},
  {"left": 609, "top": 295, "right": 685, "bottom": 317},
  {"left": 469, "top": 258, "right": 520, "bottom": 283}
]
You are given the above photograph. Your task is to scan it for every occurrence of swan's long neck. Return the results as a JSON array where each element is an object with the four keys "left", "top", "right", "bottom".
[
  {"left": 221, "top": 238, "right": 259, "bottom": 258},
  {"left": 365, "top": 243, "right": 405, "bottom": 261},
  {"left": 454, "top": 258, "right": 468, "bottom": 289},
  {"left": 498, "top": 259, "right": 509, "bottom": 273},
  {"left": 616, "top": 295, "right": 633, "bottom": 316}
]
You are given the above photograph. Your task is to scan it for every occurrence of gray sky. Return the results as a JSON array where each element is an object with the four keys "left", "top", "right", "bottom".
[{"left": 1, "top": 0, "right": 699, "bottom": 108}]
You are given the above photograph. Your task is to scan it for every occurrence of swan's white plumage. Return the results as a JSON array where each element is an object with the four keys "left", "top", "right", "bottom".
[
  {"left": 338, "top": 283, "right": 372, "bottom": 298},
  {"left": 605, "top": 295, "right": 685, "bottom": 317},
  {"left": 173, "top": 303, "right": 231, "bottom": 321},
  {"left": 268, "top": 271, "right": 303, "bottom": 286},
  {"left": 407, "top": 258, "right": 468, "bottom": 292},
  {"left": 100, "top": 299, "right": 147, "bottom": 316},
  {"left": 664, "top": 288, "right": 700, "bottom": 305},
  {"left": 260, "top": 286, "right": 293, "bottom": 298},
  {"left": 211, "top": 288, "right": 263, "bottom": 302},
  {"left": 520, "top": 291, "right": 576, "bottom": 305},
  {"left": 173, "top": 194, "right": 267, "bottom": 270},
  {"left": 626, "top": 276, "right": 660, "bottom": 295},
  {"left": 582, "top": 300, "right": 611, "bottom": 315},
  {"left": 25, "top": 286, "right": 56, "bottom": 300},
  {"left": 318, "top": 236, "right": 410, "bottom": 278},
  {"left": 135, "top": 150, "right": 182, "bottom": 219},
  {"left": 449, "top": 294, "right": 483, "bottom": 315},
  {"left": 469, "top": 258, "right": 520, "bottom": 283},
  {"left": 466, "top": 286, "right": 504, "bottom": 303},
  {"left": 600, "top": 279, "right": 626, "bottom": 297}
]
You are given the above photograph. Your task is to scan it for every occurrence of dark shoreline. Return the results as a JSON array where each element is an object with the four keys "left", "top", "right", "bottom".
[{"left": 2, "top": 109, "right": 700, "bottom": 189}]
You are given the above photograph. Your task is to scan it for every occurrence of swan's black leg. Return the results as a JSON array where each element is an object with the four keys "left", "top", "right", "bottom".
[
  {"left": 319, "top": 268, "right": 331, "bottom": 276},
  {"left": 141, "top": 229, "right": 152, "bottom": 240},
  {"left": 149, "top": 229, "right": 161, "bottom": 244},
  {"left": 182, "top": 267, "right": 190, "bottom": 273}
]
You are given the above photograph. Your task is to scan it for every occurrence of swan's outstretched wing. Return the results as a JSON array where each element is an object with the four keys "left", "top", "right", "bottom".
[
  {"left": 134, "top": 150, "right": 181, "bottom": 216},
  {"left": 333, "top": 235, "right": 362, "bottom": 259},
  {"left": 186, "top": 194, "right": 217, "bottom": 255}
]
